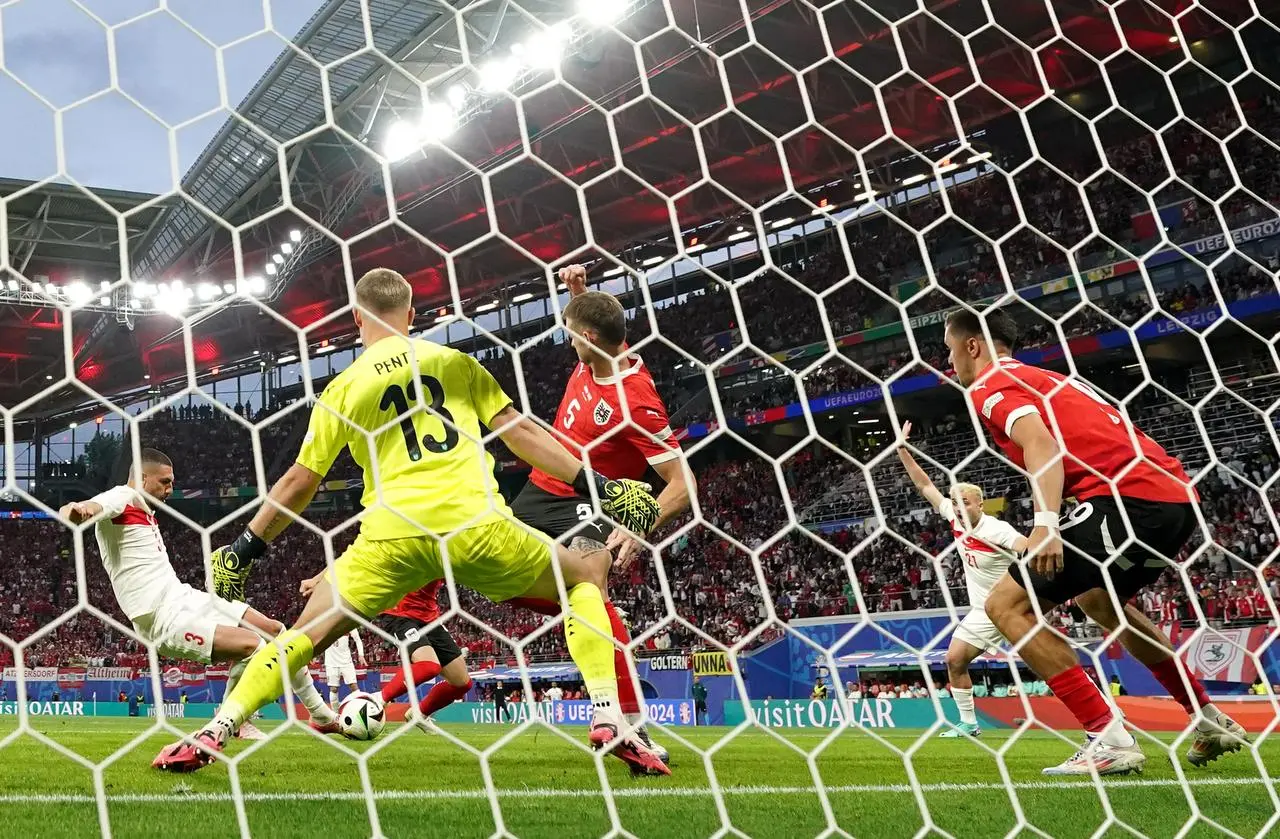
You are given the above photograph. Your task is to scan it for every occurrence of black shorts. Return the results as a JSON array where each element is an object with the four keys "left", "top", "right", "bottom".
[
  {"left": 377, "top": 615, "right": 463, "bottom": 668},
  {"left": 510, "top": 481, "right": 613, "bottom": 547},
  {"left": 1015, "top": 496, "right": 1197, "bottom": 605}
]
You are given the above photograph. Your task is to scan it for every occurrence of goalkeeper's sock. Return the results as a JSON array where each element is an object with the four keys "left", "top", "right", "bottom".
[
  {"left": 212, "top": 630, "right": 315, "bottom": 735},
  {"left": 951, "top": 688, "right": 977, "bottom": 725},
  {"left": 605, "top": 600, "right": 641, "bottom": 715},
  {"left": 564, "top": 583, "right": 618, "bottom": 705},
  {"left": 420, "top": 678, "right": 471, "bottom": 717},
  {"left": 382, "top": 660, "right": 441, "bottom": 704},
  {"left": 291, "top": 665, "right": 336, "bottom": 724}
]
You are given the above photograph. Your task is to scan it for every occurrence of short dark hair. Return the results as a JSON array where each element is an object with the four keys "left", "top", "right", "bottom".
[
  {"left": 564, "top": 291, "right": 626, "bottom": 346},
  {"left": 136, "top": 448, "right": 172, "bottom": 471},
  {"left": 945, "top": 307, "right": 1018, "bottom": 350}
]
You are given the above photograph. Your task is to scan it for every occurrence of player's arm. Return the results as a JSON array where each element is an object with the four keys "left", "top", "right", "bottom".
[
  {"left": 351, "top": 629, "right": 366, "bottom": 666},
  {"left": 649, "top": 456, "right": 694, "bottom": 532},
  {"left": 560, "top": 264, "right": 588, "bottom": 297},
  {"left": 60, "top": 486, "right": 132, "bottom": 525},
  {"left": 896, "top": 421, "right": 945, "bottom": 511},
  {"left": 1007, "top": 412, "right": 1064, "bottom": 578}
]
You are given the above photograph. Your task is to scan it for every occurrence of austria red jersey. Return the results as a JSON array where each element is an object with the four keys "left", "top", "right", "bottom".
[
  {"left": 530, "top": 356, "right": 681, "bottom": 497},
  {"left": 384, "top": 580, "right": 443, "bottom": 623},
  {"left": 969, "top": 357, "right": 1195, "bottom": 504}
]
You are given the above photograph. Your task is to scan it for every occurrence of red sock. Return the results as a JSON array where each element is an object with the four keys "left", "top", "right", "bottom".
[
  {"left": 1047, "top": 666, "right": 1114, "bottom": 733},
  {"left": 380, "top": 660, "right": 441, "bottom": 703},
  {"left": 1150, "top": 657, "right": 1211, "bottom": 715},
  {"left": 420, "top": 678, "right": 471, "bottom": 717},
  {"left": 605, "top": 600, "right": 640, "bottom": 715}
]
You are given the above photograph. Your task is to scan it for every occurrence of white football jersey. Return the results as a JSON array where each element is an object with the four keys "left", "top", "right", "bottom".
[
  {"left": 937, "top": 499, "right": 1022, "bottom": 605},
  {"left": 325, "top": 630, "right": 362, "bottom": 668},
  {"left": 91, "top": 485, "right": 181, "bottom": 621}
]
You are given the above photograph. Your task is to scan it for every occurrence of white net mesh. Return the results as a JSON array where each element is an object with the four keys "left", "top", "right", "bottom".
[{"left": 1, "top": 0, "right": 1279, "bottom": 835}]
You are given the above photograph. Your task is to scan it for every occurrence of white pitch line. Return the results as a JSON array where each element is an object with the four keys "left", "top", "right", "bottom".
[{"left": 1, "top": 776, "right": 1273, "bottom": 805}]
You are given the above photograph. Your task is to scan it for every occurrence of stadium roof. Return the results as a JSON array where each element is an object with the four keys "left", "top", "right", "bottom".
[{"left": 0, "top": 0, "right": 1252, "bottom": 422}]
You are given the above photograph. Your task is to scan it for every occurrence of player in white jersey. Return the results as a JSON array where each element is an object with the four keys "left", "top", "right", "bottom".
[
  {"left": 58, "top": 448, "right": 339, "bottom": 747},
  {"left": 897, "top": 423, "right": 1028, "bottom": 737},
  {"left": 324, "top": 629, "right": 365, "bottom": 706}
]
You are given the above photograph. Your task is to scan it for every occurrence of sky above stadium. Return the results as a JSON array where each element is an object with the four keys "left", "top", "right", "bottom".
[{"left": 0, "top": 0, "right": 326, "bottom": 194}]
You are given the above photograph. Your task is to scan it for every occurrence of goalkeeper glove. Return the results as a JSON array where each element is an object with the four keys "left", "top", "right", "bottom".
[
  {"left": 211, "top": 528, "right": 268, "bottom": 602},
  {"left": 572, "top": 468, "right": 660, "bottom": 535}
]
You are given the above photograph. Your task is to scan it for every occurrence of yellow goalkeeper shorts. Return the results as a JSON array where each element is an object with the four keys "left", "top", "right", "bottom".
[{"left": 330, "top": 514, "right": 554, "bottom": 616}]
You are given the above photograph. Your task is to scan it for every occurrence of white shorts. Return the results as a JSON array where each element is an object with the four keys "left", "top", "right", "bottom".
[
  {"left": 131, "top": 583, "right": 251, "bottom": 664},
  {"left": 327, "top": 664, "right": 358, "bottom": 687},
  {"left": 952, "top": 607, "right": 1005, "bottom": 655}
]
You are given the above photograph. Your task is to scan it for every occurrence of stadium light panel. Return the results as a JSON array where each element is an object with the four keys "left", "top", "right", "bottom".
[
  {"left": 966, "top": 152, "right": 992, "bottom": 163},
  {"left": 277, "top": 354, "right": 298, "bottom": 364},
  {"left": 244, "top": 276, "right": 266, "bottom": 295},
  {"left": 434, "top": 314, "right": 456, "bottom": 324},
  {"left": 197, "top": 283, "right": 218, "bottom": 301},
  {"left": 446, "top": 83, "right": 468, "bottom": 109},
  {"left": 420, "top": 101, "right": 457, "bottom": 141},
  {"left": 66, "top": 281, "right": 91, "bottom": 305},
  {"left": 512, "top": 292, "right": 534, "bottom": 303},
  {"left": 69, "top": 422, "right": 77, "bottom": 429},
  {"left": 478, "top": 57, "right": 519, "bottom": 93},
  {"left": 384, "top": 119, "right": 420, "bottom": 161},
  {"left": 686, "top": 243, "right": 706, "bottom": 254},
  {"left": 580, "top": 0, "right": 626, "bottom": 25},
  {"left": 6, "top": 279, "right": 17, "bottom": 291},
  {"left": 475, "top": 302, "right": 497, "bottom": 312},
  {"left": 289, "top": 229, "right": 302, "bottom": 242},
  {"left": 272, "top": 254, "right": 284, "bottom": 265},
  {"left": 642, "top": 256, "right": 663, "bottom": 266},
  {"left": 901, "top": 173, "right": 928, "bottom": 185},
  {"left": 603, "top": 266, "right": 625, "bottom": 277},
  {"left": 265, "top": 264, "right": 278, "bottom": 276},
  {"left": 223, "top": 283, "right": 235, "bottom": 294},
  {"left": 45, "top": 374, "right": 53, "bottom": 380},
  {"left": 771, "top": 217, "right": 795, "bottom": 228},
  {"left": 98, "top": 296, "right": 110, "bottom": 306},
  {"left": 281, "top": 242, "right": 294, "bottom": 255},
  {"left": 519, "top": 22, "right": 571, "bottom": 70},
  {"left": 728, "top": 230, "right": 752, "bottom": 241}
]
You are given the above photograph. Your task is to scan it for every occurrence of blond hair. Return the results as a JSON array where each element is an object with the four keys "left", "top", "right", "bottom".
[
  {"left": 355, "top": 268, "right": 413, "bottom": 316},
  {"left": 949, "top": 483, "right": 984, "bottom": 505}
]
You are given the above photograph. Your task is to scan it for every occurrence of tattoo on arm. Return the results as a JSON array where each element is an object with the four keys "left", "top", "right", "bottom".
[{"left": 568, "top": 535, "right": 606, "bottom": 553}]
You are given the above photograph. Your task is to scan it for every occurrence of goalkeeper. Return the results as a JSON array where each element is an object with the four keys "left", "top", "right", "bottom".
[{"left": 155, "top": 267, "right": 667, "bottom": 776}]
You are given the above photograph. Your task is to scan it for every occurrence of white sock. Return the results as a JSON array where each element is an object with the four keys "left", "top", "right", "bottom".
[
  {"left": 329, "top": 688, "right": 340, "bottom": 707},
  {"left": 1090, "top": 718, "right": 1137, "bottom": 749},
  {"left": 1195, "top": 702, "right": 1224, "bottom": 732},
  {"left": 293, "top": 671, "right": 335, "bottom": 724},
  {"left": 952, "top": 688, "right": 977, "bottom": 725}
]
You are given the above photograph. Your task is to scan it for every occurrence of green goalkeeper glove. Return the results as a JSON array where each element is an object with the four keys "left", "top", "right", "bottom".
[
  {"left": 210, "top": 528, "right": 268, "bottom": 602},
  {"left": 572, "top": 468, "right": 660, "bottom": 535}
]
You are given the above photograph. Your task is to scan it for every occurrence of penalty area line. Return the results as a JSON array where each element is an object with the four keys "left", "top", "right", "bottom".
[{"left": 2, "top": 776, "right": 1273, "bottom": 805}]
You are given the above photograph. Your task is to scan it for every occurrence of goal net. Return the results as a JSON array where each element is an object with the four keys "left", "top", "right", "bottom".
[{"left": 1, "top": 0, "right": 1277, "bottom": 836}]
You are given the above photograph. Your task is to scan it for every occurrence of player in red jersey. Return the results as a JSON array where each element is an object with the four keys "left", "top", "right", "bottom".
[
  {"left": 507, "top": 265, "right": 696, "bottom": 768},
  {"left": 944, "top": 308, "right": 1247, "bottom": 776},
  {"left": 300, "top": 575, "right": 470, "bottom": 735}
]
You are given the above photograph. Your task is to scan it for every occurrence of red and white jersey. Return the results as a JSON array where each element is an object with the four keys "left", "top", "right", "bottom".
[
  {"left": 91, "top": 485, "right": 180, "bottom": 621},
  {"left": 969, "top": 357, "right": 1195, "bottom": 504},
  {"left": 385, "top": 580, "right": 443, "bottom": 624},
  {"left": 937, "top": 498, "right": 1021, "bottom": 604},
  {"left": 530, "top": 356, "right": 681, "bottom": 497}
]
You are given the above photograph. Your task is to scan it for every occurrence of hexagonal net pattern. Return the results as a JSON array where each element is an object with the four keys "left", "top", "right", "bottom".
[{"left": 1, "top": 0, "right": 1279, "bottom": 836}]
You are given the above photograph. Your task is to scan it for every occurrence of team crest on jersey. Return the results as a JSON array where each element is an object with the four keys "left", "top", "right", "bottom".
[{"left": 593, "top": 398, "right": 614, "bottom": 425}]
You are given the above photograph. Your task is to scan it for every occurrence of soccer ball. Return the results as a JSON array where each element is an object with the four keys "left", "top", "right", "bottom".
[{"left": 337, "top": 691, "right": 386, "bottom": 741}]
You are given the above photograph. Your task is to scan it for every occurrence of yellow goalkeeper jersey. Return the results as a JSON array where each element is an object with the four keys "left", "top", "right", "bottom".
[{"left": 295, "top": 335, "right": 513, "bottom": 539}]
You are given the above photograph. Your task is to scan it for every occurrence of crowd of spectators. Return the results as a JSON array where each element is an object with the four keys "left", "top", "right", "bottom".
[{"left": 6, "top": 91, "right": 1280, "bottom": 674}]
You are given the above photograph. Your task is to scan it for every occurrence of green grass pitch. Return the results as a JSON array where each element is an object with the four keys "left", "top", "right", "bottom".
[{"left": 0, "top": 718, "right": 1275, "bottom": 838}]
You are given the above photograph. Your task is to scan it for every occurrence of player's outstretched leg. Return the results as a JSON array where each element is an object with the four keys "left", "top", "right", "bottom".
[
  {"left": 516, "top": 547, "right": 669, "bottom": 776},
  {"left": 405, "top": 656, "right": 471, "bottom": 736},
  {"left": 1075, "top": 592, "right": 1249, "bottom": 766},
  {"left": 154, "top": 581, "right": 357, "bottom": 772},
  {"left": 939, "top": 636, "right": 985, "bottom": 738},
  {"left": 985, "top": 578, "right": 1145, "bottom": 776},
  {"left": 506, "top": 594, "right": 667, "bottom": 763}
]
